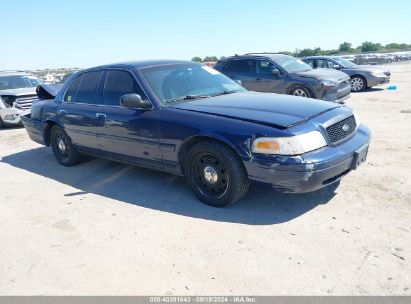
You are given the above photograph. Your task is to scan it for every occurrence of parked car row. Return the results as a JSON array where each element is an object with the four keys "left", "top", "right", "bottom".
[
  {"left": 21, "top": 59, "right": 371, "bottom": 207},
  {"left": 339, "top": 51, "right": 411, "bottom": 65}
]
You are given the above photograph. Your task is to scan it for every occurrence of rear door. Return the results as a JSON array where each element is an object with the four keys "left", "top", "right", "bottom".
[
  {"left": 221, "top": 59, "right": 257, "bottom": 90},
  {"left": 95, "top": 69, "right": 162, "bottom": 165},
  {"left": 58, "top": 71, "right": 103, "bottom": 150}
]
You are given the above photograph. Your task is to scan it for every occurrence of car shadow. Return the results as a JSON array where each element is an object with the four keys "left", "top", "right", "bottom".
[
  {"left": 354, "top": 88, "right": 385, "bottom": 93},
  {"left": 1, "top": 147, "right": 338, "bottom": 225},
  {"left": 0, "top": 125, "right": 24, "bottom": 132}
]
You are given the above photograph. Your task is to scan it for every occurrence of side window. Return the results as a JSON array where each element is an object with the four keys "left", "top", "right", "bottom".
[
  {"left": 64, "top": 74, "right": 83, "bottom": 102},
  {"left": 235, "top": 60, "right": 256, "bottom": 74},
  {"left": 222, "top": 61, "right": 235, "bottom": 72},
  {"left": 257, "top": 60, "right": 276, "bottom": 75},
  {"left": 317, "top": 59, "right": 333, "bottom": 69},
  {"left": 76, "top": 71, "right": 103, "bottom": 104},
  {"left": 102, "top": 70, "right": 147, "bottom": 106},
  {"left": 304, "top": 59, "right": 314, "bottom": 68}
]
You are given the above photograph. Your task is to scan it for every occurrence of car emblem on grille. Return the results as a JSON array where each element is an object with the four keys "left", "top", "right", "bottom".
[{"left": 342, "top": 124, "right": 350, "bottom": 132}]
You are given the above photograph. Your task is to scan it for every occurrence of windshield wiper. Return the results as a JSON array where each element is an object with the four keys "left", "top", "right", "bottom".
[
  {"left": 165, "top": 94, "right": 209, "bottom": 104},
  {"left": 211, "top": 89, "right": 238, "bottom": 97}
]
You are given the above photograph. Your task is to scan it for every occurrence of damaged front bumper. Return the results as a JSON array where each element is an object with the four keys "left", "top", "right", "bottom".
[
  {"left": 244, "top": 124, "right": 371, "bottom": 193},
  {"left": 0, "top": 107, "right": 30, "bottom": 125}
]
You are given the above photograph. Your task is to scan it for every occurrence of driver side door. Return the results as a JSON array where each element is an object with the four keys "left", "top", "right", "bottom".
[{"left": 250, "top": 59, "right": 286, "bottom": 93}]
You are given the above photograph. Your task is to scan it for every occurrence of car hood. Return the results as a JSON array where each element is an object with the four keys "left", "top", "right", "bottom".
[
  {"left": 343, "top": 65, "right": 389, "bottom": 73},
  {"left": 169, "top": 92, "right": 341, "bottom": 128},
  {"left": 0, "top": 87, "right": 37, "bottom": 96},
  {"left": 296, "top": 68, "right": 348, "bottom": 81}
]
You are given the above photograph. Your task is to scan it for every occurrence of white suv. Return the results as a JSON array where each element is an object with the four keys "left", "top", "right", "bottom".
[{"left": 0, "top": 71, "right": 41, "bottom": 128}]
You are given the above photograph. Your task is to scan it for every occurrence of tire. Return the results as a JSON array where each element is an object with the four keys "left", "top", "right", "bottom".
[
  {"left": 184, "top": 141, "right": 249, "bottom": 207},
  {"left": 50, "top": 125, "right": 81, "bottom": 166},
  {"left": 0, "top": 117, "right": 4, "bottom": 129},
  {"left": 350, "top": 76, "right": 366, "bottom": 92},
  {"left": 290, "top": 86, "right": 312, "bottom": 98}
]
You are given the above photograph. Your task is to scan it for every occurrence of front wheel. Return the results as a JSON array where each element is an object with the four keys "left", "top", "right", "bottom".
[
  {"left": 184, "top": 141, "right": 249, "bottom": 207},
  {"left": 50, "top": 125, "right": 81, "bottom": 166},
  {"left": 290, "top": 86, "right": 312, "bottom": 98},
  {"left": 350, "top": 76, "right": 366, "bottom": 92}
]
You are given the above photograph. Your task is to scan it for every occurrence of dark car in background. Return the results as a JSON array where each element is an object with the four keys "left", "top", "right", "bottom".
[
  {"left": 302, "top": 56, "right": 390, "bottom": 92},
  {"left": 214, "top": 53, "right": 351, "bottom": 103},
  {"left": 22, "top": 60, "right": 370, "bottom": 207}
]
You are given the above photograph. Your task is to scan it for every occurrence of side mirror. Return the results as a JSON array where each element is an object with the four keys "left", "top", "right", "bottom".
[
  {"left": 271, "top": 68, "right": 281, "bottom": 76},
  {"left": 333, "top": 64, "right": 340, "bottom": 69},
  {"left": 120, "top": 93, "right": 152, "bottom": 109},
  {"left": 234, "top": 79, "right": 242, "bottom": 85}
]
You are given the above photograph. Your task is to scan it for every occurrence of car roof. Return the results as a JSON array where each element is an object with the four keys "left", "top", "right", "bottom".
[
  {"left": 303, "top": 55, "right": 340, "bottom": 59},
  {"left": 83, "top": 59, "right": 195, "bottom": 72},
  {"left": 220, "top": 53, "right": 290, "bottom": 61}
]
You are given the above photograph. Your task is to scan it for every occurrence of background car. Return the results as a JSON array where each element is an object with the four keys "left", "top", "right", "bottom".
[
  {"left": 21, "top": 60, "right": 370, "bottom": 207},
  {"left": 0, "top": 71, "right": 41, "bottom": 128},
  {"left": 214, "top": 53, "right": 351, "bottom": 103},
  {"left": 302, "top": 56, "right": 391, "bottom": 92}
]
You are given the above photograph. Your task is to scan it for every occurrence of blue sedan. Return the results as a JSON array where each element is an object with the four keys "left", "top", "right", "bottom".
[{"left": 22, "top": 60, "right": 370, "bottom": 207}]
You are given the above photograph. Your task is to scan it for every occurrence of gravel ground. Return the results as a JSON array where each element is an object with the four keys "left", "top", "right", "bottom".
[{"left": 0, "top": 62, "right": 410, "bottom": 295}]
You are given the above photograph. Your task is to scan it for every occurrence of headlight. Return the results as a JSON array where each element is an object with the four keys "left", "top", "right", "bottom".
[
  {"left": 370, "top": 71, "right": 385, "bottom": 77},
  {"left": 252, "top": 131, "right": 327, "bottom": 155},
  {"left": 353, "top": 110, "right": 360, "bottom": 126},
  {"left": 321, "top": 79, "right": 338, "bottom": 87}
]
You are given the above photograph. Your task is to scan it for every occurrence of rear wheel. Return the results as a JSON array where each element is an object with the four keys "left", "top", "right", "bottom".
[
  {"left": 290, "top": 86, "right": 312, "bottom": 98},
  {"left": 0, "top": 117, "right": 4, "bottom": 129},
  {"left": 350, "top": 76, "right": 366, "bottom": 92},
  {"left": 185, "top": 141, "right": 249, "bottom": 207},
  {"left": 50, "top": 125, "right": 81, "bottom": 166}
]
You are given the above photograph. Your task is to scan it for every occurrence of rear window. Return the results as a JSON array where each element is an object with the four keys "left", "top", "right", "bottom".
[
  {"left": 235, "top": 59, "right": 256, "bottom": 74},
  {"left": 64, "top": 74, "right": 83, "bottom": 102},
  {"left": 76, "top": 71, "right": 103, "bottom": 104}
]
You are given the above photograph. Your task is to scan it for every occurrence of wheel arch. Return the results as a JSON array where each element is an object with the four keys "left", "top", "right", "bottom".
[
  {"left": 177, "top": 134, "right": 248, "bottom": 175},
  {"left": 43, "top": 119, "right": 63, "bottom": 146},
  {"left": 350, "top": 74, "right": 368, "bottom": 87}
]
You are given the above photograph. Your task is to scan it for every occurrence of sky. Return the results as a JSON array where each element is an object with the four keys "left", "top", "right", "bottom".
[{"left": 1, "top": 0, "right": 410, "bottom": 70}]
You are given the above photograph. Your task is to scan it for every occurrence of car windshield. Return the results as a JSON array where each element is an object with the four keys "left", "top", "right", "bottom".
[
  {"left": 333, "top": 57, "right": 357, "bottom": 68},
  {"left": 271, "top": 55, "right": 312, "bottom": 73},
  {"left": 140, "top": 63, "right": 245, "bottom": 104},
  {"left": 0, "top": 75, "right": 41, "bottom": 90}
]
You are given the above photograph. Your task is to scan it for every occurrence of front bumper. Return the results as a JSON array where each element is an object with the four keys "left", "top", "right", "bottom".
[
  {"left": 321, "top": 84, "right": 351, "bottom": 104},
  {"left": 244, "top": 125, "right": 370, "bottom": 193},
  {"left": 367, "top": 75, "right": 390, "bottom": 87},
  {"left": 0, "top": 108, "right": 30, "bottom": 125}
]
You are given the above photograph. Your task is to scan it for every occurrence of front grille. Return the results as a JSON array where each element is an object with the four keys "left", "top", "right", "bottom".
[
  {"left": 326, "top": 115, "right": 356, "bottom": 144},
  {"left": 15, "top": 94, "right": 37, "bottom": 109}
]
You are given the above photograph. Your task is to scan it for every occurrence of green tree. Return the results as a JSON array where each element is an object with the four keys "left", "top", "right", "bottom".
[
  {"left": 203, "top": 56, "right": 218, "bottom": 62},
  {"left": 191, "top": 56, "right": 203, "bottom": 63},
  {"left": 339, "top": 42, "right": 352, "bottom": 53},
  {"left": 360, "top": 41, "right": 382, "bottom": 52}
]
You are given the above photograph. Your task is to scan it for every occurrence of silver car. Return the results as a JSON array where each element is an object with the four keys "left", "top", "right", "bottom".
[
  {"left": 0, "top": 71, "right": 41, "bottom": 128},
  {"left": 302, "top": 56, "right": 390, "bottom": 92}
]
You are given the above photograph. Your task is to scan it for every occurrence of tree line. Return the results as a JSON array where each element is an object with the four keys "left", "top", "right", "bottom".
[{"left": 191, "top": 42, "right": 411, "bottom": 62}]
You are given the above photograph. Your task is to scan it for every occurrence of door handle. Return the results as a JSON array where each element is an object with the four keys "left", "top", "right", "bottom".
[
  {"left": 59, "top": 109, "right": 67, "bottom": 116},
  {"left": 96, "top": 113, "right": 106, "bottom": 120}
]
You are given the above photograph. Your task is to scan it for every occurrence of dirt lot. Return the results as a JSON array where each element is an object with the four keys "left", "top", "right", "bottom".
[{"left": 1, "top": 62, "right": 410, "bottom": 295}]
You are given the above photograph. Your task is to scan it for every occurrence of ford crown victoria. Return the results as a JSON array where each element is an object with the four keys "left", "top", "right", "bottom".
[{"left": 22, "top": 60, "right": 370, "bottom": 207}]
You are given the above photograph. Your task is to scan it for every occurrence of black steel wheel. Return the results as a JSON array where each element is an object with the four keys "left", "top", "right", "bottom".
[
  {"left": 50, "top": 125, "right": 81, "bottom": 166},
  {"left": 185, "top": 141, "right": 249, "bottom": 207}
]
